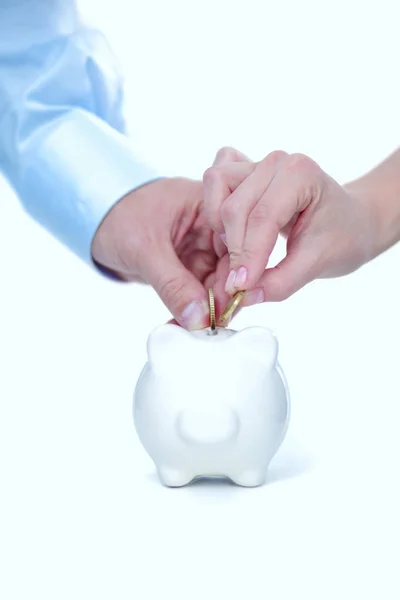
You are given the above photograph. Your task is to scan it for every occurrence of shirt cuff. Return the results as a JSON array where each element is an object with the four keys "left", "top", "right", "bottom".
[{"left": 10, "top": 108, "right": 159, "bottom": 265}]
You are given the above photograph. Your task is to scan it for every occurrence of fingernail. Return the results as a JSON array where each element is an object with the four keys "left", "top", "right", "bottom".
[
  {"left": 225, "top": 269, "right": 237, "bottom": 293},
  {"left": 220, "top": 233, "right": 227, "bottom": 246},
  {"left": 180, "top": 300, "right": 209, "bottom": 330},
  {"left": 244, "top": 287, "right": 265, "bottom": 306},
  {"left": 235, "top": 266, "right": 248, "bottom": 288}
]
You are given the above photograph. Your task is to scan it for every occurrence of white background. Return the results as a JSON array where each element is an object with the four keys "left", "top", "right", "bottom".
[{"left": 1, "top": 1, "right": 400, "bottom": 598}]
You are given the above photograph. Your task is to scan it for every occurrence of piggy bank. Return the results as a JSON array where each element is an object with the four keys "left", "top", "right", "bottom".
[{"left": 133, "top": 324, "right": 290, "bottom": 487}]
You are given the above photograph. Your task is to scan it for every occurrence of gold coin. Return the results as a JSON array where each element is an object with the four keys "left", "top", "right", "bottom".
[
  {"left": 208, "top": 287, "right": 216, "bottom": 330},
  {"left": 219, "top": 291, "right": 245, "bottom": 323}
]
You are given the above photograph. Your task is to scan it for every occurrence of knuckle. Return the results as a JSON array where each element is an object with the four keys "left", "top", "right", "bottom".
[
  {"left": 286, "top": 153, "right": 320, "bottom": 175},
  {"left": 262, "top": 150, "right": 288, "bottom": 167},
  {"left": 228, "top": 247, "right": 243, "bottom": 263},
  {"left": 239, "top": 247, "right": 256, "bottom": 262},
  {"left": 229, "top": 245, "right": 257, "bottom": 264},
  {"left": 203, "top": 166, "right": 221, "bottom": 186},
  {"left": 215, "top": 146, "right": 239, "bottom": 163}
]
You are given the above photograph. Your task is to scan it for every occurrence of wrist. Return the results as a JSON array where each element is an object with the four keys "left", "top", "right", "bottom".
[{"left": 344, "top": 169, "right": 400, "bottom": 260}]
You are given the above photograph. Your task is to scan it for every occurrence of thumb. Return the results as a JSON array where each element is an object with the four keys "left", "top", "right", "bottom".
[
  {"left": 140, "top": 244, "right": 210, "bottom": 330},
  {"left": 245, "top": 244, "right": 320, "bottom": 303}
]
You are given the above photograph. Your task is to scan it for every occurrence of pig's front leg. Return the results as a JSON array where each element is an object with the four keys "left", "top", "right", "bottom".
[
  {"left": 157, "top": 466, "right": 194, "bottom": 487},
  {"left": 229, "top": 467, "right": 267, "bottom": 488}
]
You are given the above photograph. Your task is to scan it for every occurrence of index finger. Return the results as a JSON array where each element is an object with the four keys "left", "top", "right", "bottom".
[{"left": 203, "top": 161, "right": 255, "bottom": 233}]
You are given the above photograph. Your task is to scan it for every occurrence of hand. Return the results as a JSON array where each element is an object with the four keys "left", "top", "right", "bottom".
[
  {"left": 203, "top": 147, "right": 376, "bottom": 304},
  {"left": 91, "top": 177, "right": 232, "bottom": 329}
]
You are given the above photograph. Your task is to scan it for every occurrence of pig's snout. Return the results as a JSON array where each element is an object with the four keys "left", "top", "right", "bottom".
[{"left": 176, "top": 405, "right": 240, "bottom": 445}]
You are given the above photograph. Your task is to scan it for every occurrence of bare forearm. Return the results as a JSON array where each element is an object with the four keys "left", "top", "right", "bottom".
[{"left": 345, "top": 148, "right": 400, "bottom": 257}]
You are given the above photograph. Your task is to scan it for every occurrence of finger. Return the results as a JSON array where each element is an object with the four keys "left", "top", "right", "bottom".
[
  {"left": 242, "top": 243, "right": 321, "bottom": 305},
  {"left": 221, "top": 151, "right": 288, "bottom": 292},
  {"left": 203, "top": 161, "right": 255, "bottom": 233},
  {"left": 212, "top": 146, "right": 251, "bottom": 166},
  {"left": 280, "top": 213, "right": 300, "bottom": 239},
  {"left": 139, "top": 244, "right": 210, "bottom": 330},
  {"left": 226, "top": 153, "right": 320, "bottom": 293},
  {"left": 213, "top": 230, "right": 227, "bottom": 259},
  {"left": 167, "top": 318, "right": 180, "bottom": 325}
]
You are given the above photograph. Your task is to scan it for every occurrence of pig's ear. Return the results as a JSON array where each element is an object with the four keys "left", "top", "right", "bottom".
[
  {"left": 228, "top": 326, "right": 278, "bottom": 366},
  {"left": 147, "top": 323, "right": 193, "bottom": 365}
]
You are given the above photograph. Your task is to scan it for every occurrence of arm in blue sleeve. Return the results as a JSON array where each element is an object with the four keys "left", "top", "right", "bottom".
[{"left": 0, "top": 0, "right": 159, "bottom": 264}]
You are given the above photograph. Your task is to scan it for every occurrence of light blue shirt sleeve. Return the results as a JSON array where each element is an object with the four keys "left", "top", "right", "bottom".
[{"left": 0, "top": 0, "right": 159, "bottom": 265}]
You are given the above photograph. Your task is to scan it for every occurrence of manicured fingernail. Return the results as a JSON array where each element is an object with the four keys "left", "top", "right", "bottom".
[
  {"left": 180, "top": 300, "right": 209, "bottom": 330},
  {"left": 225, "top": 269, "right": 237, "bottom": 293},
  {"left": 244, "top": 288, "right": 265, "bottom": 306},
  {"left": 235, "top": 266, "right": 248, "bottom": 288},
  {"left": 220, "top": 233, "right": 227, "bottom": 246}
]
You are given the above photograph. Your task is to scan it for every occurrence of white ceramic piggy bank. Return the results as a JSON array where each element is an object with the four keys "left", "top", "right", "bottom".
[{"left": 133, "top": 324, "right": 290, "bottom": 487}]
